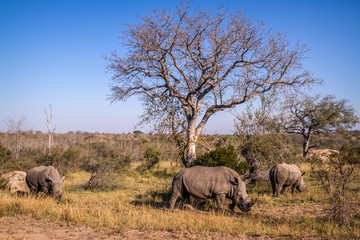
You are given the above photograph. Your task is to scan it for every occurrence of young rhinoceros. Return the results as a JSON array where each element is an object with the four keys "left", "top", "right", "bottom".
[
  {"left": 169, "top": 166, "right": 256, "bottom": 212},
  {"left": 269, "top": 163, "right": 306, "bottom": 197},
  {"left": 26, "top": 166, "right": 65, "bottom": 199}
]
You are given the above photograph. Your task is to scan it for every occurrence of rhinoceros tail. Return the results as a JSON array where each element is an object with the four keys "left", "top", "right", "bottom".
[{"left": 269, "top": 167, "right": 276, "bottom": 195}]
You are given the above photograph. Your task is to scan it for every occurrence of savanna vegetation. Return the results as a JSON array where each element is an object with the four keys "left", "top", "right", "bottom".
[
  {"left": 1, "top": 2, "right": 359, "bottom": 239},
  {"left": 0, "top": 131, "right": 359, "bottom": 239}
]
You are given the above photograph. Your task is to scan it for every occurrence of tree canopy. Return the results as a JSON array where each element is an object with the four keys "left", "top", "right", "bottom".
[
  {"left": 106, "top": 2, "right": 319, "bottom": 165},
  {"left": 285, "top": 94, "right": 359, "bottom": 157}
]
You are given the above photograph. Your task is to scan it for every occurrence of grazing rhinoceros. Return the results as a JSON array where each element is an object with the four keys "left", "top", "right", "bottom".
[
  {"left": 169, "top": 166, "right": 256, "bottom": 212},
  {"left": 26, "top": 166, "right": 65, "bottom": 199},
  {"left": 269, "top": 163, "right": 306, "bottom": 197}
]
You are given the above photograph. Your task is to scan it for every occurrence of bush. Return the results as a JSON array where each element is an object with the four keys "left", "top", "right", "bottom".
[
  {"left": 310, "top": 143, "right": 360, "bottom": 224},
  {"left": 0, "top": 144, "right": 13, "bottom": 175},
  {"left": 194, "top": 145, "right": 250, "bottom": 175},
  {"left": 82, "top": 141, "right": 125, "bottom": 191},
  {"left": 36, "top": 146, "right": 81, "bottom": 174},
  {"left": 144, "top": 146, "right": 161, "bottom": 170}
]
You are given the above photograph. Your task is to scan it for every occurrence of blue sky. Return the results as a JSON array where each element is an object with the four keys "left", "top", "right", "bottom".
[{"left": 1, "top": 0, "right": 359, "bottom": 134}]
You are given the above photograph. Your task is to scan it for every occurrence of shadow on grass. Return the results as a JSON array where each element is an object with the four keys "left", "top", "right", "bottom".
[
  {"left": 130, "top": 189, "right": 246, "bottom": 217},
  {"left": 130, "top": 188, "right": 172, "bottom": 209}
]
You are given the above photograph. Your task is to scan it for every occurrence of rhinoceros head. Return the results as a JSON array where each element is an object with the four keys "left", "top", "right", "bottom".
[
  {"left": 297, "top": 172, "right": 306, "bottom": 192},
  {"left": 232, "top": 179, "right": 256, "bottom": 212},
  {"left": 47, "top": 176, "right": 65, "bottom": 199}
]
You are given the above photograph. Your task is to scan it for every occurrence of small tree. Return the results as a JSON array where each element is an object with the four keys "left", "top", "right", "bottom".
[
  {"left": 285, "top": 95, "right": 359, "bottom": 158},
  {"left": 3, "top": 116, "right": 28, "bottom": 159},
  {"left": 310, "top": 143, "right": 360, "bottom": 224},
  {"left": 138, "top": 98, "right": 187, "bottom": 166},
  {"left": 144, "top": 146, "right": 162, "bottom": 170},
  {"left": 106, "top": 2, "right": 319, "bottom": 166}
]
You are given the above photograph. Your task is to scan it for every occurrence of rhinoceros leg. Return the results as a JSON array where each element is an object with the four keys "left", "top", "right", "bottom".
[
  {"left": 276, "top": 182, "right": 283, "bottom": 197},
  {"left": 281, "top": 185, "right": 289, "bottom": 195},
  {"left": 228, "top": 203, "right": 236, "bottom": 211},
  {"left": 215, "top": 194, "right": 226, "bottom": 211},
  {"left": 291, "top": 183, "right": 298, "bottom": 194},
  {"left": 182, "top": 192, "right": 194, "bottom": 210},
  {"left": 169, "top": 193, "right": 180, "bottom": 211}
]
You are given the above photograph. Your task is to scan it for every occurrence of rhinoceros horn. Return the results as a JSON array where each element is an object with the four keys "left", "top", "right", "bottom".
[
  {"left": 243, "top": 178, "right": 251, "bottom": 185},
  {"left": 249, "top": 197, "right": 258, "bottom": 207},
  {"left": 61, "top": 176, "right": 65, "bottom": 183}
]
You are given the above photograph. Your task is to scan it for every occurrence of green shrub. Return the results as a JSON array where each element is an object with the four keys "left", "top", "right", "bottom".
[
  {"left": 0, "top": 144, "right": 13, "bottom": 175},
  {"left": 36, "top": 146, "right": 81, "bottom": 174},
  {"left": 144, "top": 146, "right": 161, "bottom": 170},
  {"left": 82, "top": 141, "right": 124, "bottom": 191},
  {"left": 194, "top": 145, "right": 250, "bottom": 175}
]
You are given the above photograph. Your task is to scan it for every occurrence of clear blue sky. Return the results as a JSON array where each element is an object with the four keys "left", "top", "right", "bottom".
[{"left": 1, "top": 0, "right": 359, "bottom": 134}]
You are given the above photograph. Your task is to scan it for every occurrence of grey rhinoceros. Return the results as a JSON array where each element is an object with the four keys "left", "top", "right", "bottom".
[
  {"left": 269, "top": 163, "right": 306, "bottom": 197},
  {"left": 26, "top": 166, "right": 65, "bottom": 199},
  {"left": 169, "top": 166, "right": 256, "bottom": 212}
]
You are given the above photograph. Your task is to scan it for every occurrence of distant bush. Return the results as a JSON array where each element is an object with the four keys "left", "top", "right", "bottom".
[
  {"left": 36, "top": 146, "right": 81, "bottom": 174},
  {"left": 194, "top": 145, "right": 250, "bottom": 175}
]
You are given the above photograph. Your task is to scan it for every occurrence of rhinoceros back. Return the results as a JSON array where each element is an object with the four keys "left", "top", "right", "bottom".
[{"left": 172, "top": 166, "right": 239, "bottom": 199}]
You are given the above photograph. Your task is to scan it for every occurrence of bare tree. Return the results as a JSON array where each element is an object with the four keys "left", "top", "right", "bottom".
[
  {"left": 45, "top": 104, "right": 56, "bottom": 153},
  {"left": 3, "top": 116, "right": 28, "bottom": 159},
  {"left": 106, "top": 3, "right": 319, "bottom": 165}
]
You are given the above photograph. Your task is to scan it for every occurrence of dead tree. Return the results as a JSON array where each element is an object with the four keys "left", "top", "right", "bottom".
[{"left": 45, "top": 104, "right": 56, "bottom": 153}]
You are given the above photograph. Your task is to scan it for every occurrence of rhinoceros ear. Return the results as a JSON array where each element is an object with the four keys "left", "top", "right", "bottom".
[
  {"left": 230, "top": 178, "right": 239, "bottom": 186},
  {"left": 61, "top": 176, "right": 65, "bottom": 183},
  {"left": 46, "top": 176, "right": 54, "bottom": 183},
  {"left": 302, "top": 172, "right": 306, "bottom": 176}
]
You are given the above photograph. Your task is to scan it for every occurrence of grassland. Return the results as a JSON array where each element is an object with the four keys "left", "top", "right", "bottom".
[{"left": 0, "top": 161, "right": 359, "bottom": 239}]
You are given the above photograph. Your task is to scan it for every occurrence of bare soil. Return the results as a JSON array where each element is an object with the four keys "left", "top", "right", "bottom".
[{"left": 0, "top": 216, "right": 265, "bottom": 240}]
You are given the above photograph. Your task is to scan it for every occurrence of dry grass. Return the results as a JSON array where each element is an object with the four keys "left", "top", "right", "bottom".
[{"left": 0, "top": 162, "right": 359, "bottom": 239}]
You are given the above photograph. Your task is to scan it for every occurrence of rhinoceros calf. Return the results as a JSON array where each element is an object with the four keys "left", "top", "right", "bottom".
[
  {"left": 26, "top": 166, "right": 65, "bottom": 199},
  {"left": 169, "top": 166, "right": 256, "bottom": 212},
  {"left": 269, "top": 163, "right": 306, "bottom": 197}
]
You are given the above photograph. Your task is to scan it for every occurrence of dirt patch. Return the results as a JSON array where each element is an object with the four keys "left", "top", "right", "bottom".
[{"left": 0, "top": 216, "right": 262, "bottom": 240}]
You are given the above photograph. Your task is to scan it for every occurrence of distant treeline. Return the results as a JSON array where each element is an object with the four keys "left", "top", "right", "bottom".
[{"left": 0, "top": 130, "right": 359, "bottom": 176}]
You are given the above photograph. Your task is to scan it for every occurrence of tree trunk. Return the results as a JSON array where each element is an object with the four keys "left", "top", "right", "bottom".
[
  {"left": 185, "top": 141, "right": 197, "bottom": 167},
  {"left": 185, "top": 125, "right": 199, "bottom": 167},
  {"left": 302, "top": 135, "right": 311, "bottom": 158}
]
